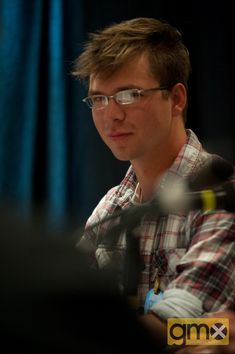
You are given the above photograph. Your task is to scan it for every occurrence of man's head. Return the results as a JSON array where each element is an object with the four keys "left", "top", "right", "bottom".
[
  {"left": 73, "top": 18, "right": 189, "bottom": 163},
  {"left": 72, "top": 17, "right": 191, "bottom": 93}
]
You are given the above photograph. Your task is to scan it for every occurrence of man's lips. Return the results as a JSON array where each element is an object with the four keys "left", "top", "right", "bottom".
[{"left": 108, "top": 132, "right": 133, "bottom": 138}]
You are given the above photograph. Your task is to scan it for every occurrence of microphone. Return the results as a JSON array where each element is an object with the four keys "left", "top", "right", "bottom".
[
  {"left": 157, "top": 179, "right": 235, "bottom": 214},
  {"left": 95, "top": 156, "right": 234, "bottom": 245},
  {"left": 88, "top": 157, "right": 234, "bottom": 234},
  {"left": 157, "top": 156, "right": 235, "bottom": 214},
  {"left": 106, "top": 179, "right": 235, "bottom": 231},
  {"left": 187, "top": 156, "right": 234, "bottom": 191}
]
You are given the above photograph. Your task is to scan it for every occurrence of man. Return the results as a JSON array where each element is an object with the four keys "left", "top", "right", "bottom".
[{"left": 73, "top": 17, "right": 235, "bottom": 350}]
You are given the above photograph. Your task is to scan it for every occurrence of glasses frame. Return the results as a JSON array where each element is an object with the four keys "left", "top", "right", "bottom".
[{"left": 82, "top": 86, "right": 169, "bottom": 110}]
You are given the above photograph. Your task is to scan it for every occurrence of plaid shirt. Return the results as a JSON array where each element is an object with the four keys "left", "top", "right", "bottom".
[{"left": 78, "top": 130, "right": 235, "bottom": 318}]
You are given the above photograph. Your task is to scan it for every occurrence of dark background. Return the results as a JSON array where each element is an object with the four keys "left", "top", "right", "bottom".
[{"left": 0, "top": 0, "right": 234, "bottom": 233}]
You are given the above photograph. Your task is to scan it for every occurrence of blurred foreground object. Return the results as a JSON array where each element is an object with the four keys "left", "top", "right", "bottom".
[{"left": 0, "top": 209, "right": 157, "bottom": 354}]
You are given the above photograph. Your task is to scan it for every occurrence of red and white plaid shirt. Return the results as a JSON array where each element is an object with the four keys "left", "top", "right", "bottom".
[{"left": 78, "top": 130, "right": 235, "bottom": 318}]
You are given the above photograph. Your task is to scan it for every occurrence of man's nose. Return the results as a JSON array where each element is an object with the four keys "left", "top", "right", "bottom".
[{"left": 102, "top": 98, "right": 126, "bottom": 121}]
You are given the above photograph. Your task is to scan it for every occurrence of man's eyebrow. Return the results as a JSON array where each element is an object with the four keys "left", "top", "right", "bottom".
[
  {"left": 88, "top": 86, "right": 141, "bottom": 96},
  {"left": 87, "top": 90, "right": 101, "bottom": 95}
]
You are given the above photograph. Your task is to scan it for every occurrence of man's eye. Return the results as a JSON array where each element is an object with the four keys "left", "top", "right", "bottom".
[
  {"left": 93, "top": 96, "right": 105, "bottom": 103},
  {"left": 117, "top": 90, "right": 138, "bottom": 102},
  {"left": 130, "top": 90, "right": 140, "bottom": 98}
]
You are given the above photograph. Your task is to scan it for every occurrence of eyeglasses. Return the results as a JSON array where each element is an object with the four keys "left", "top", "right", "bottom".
[{"left": 82, "top": 86, "right": 169, "bottom": 110}]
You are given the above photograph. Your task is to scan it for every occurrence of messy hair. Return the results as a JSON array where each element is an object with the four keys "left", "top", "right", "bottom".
[{"left": 72, "top": 17, "right": 191, "bottom": 90}]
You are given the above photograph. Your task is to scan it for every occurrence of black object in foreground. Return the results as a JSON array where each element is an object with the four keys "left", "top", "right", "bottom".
[{"left": 0, "top": 212, "right": 158, "bottom": 354}]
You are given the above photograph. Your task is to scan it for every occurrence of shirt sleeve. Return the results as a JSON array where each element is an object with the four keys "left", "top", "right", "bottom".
[
  {"left": 75, "top": 186, "right": 121, "bottom": 268},
  {"left": 150, "top": 288, "right": 204, "bottom": 319},
  {"left": 150, "top": 210, "right": 235, "bottom": 319}
]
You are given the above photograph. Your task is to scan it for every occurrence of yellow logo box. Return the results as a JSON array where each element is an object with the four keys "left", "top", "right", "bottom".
[{"left": 167, "top": 318, "right": 229, "bottom": 346}]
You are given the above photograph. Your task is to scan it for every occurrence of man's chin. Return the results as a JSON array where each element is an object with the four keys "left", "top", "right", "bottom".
[
  {"left": 113, "top": 155, "right": 130, "bottom": 162},
  {"left": 111, "top": 150, "right": 131, "bottom": 161}
]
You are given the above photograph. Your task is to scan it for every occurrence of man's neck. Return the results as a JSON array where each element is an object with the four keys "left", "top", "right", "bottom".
[
  {"left": 132, "top": 157, "right": 174, "bottom": 202},
  {"left": 131, "top": 130, "right": 187, "bottom": 202}
]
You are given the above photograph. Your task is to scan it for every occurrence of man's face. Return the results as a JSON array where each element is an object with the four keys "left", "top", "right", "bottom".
[{"left": 88, "top": 54, "right": 175, "bottom": 163}]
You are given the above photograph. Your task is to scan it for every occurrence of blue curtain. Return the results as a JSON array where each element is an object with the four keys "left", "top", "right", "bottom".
[
  {"left": 0, "top": 0, "right": 42, "bottom": 210},
  {"left": 0, "top": 0, "right": 234, "bottom": 233},
  {"left": 0, "top": 0, "right": 75, "bottom": 228},
  {"left": 0, "top": 0, "right": 126, "bottom": 230}
]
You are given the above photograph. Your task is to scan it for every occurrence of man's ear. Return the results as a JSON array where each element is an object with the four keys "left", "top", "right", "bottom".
[{"left": 171, "top": 83, "right": 187, "bottom": 117}]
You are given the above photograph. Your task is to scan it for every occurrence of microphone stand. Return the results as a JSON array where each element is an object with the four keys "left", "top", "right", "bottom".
[
  {"left": 100, "top": 208, "right": 148, "bottom": 312},
  {"left": 122, "top": 223, "right": 143, "bottom": 312}
]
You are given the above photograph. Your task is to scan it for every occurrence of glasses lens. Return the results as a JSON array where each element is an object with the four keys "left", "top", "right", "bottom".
[
  {"left": 115, "top": 89, "right": 140, "bottom": 105},
  {"left": 84, "top": 95, "right": 107, "bottom": 109}
]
